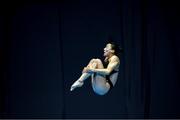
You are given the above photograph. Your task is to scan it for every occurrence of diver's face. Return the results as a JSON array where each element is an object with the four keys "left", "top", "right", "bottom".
[{"left": 103, "top": 43, "right": 113, "bottom": 57}]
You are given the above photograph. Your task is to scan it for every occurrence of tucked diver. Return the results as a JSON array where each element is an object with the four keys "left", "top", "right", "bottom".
[{"left": 70, "top": 41, "right": 122, "bottom": 95}]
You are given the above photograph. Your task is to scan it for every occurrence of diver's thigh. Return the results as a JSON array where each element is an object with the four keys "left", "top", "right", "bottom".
[
  {"left": 91, "top": 74, "right": 110, "bottom": 94},
  {"left": 95, "top": 59, "right": 104, "bottom": 69}
]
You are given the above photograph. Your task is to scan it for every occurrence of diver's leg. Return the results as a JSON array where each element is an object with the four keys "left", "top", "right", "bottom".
[
  {"left": 91, "top": 59, "right": 111, "bottom": 95},
  {"left": 70, "top": 59, "right": 98, "bottom": 91}
]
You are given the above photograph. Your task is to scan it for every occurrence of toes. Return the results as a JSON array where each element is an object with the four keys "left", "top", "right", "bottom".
[
  {"left": 70, "top": 86, "right": 75, "bottom": 91},
  {"left": 70, "top": 87, "right": 74, "bottom": 91},
  {"left": 70, "top": 80, "right": 84, "bottom": 91}
]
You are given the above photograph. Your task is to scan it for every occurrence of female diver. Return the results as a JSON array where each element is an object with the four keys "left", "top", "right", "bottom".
[{"left": 70, "top": 41, "right": 122, "bottom": 95}]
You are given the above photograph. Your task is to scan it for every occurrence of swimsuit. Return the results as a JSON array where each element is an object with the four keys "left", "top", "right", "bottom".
[{"left": 103, "top": 61, "right": 118, "bottom": 89}]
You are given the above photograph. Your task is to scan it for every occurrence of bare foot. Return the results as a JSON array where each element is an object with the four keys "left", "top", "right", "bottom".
[{"left": 70, "top": 80, "right": 84, "bottom": 91}]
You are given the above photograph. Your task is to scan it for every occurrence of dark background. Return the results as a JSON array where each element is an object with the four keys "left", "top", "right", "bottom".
[{"left": 0, "top": 0, "right": 179, "bottom": 119}]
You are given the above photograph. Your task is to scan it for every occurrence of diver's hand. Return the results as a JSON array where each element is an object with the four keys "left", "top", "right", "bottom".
[{"left": 82, "top": 67, "right": 94, "bottom": 73}]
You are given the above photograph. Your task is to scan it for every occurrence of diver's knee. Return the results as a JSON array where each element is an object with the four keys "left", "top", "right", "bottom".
[
  {"left": 95, "top": 58, "right": 100, "bottom": 61},
  {"left": 90, "top": 58, "right": 96, "bottom": 62},
  {"left": 95, "top": 58, "right": 102, "bottom": 63},
  {"left": 90, "top": 58, "right": 101, "bottom": 64}
]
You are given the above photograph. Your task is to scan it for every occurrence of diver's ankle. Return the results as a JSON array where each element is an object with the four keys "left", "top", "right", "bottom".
[{"left": 78, "top": 80, "right": 84, "bottom": 83}]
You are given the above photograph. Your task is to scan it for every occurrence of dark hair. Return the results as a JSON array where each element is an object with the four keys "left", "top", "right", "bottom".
[{"left": 106, "top": 38, "right": 123, "bottom": 55}]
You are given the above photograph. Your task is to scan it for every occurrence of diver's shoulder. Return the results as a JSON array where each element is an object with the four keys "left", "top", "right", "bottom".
[{"left": 111, "top": 55, "right": 120, "bottom": 62}]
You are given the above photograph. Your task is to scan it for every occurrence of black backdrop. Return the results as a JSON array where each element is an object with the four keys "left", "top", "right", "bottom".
[{"left": 0, "top": 0, "right": 179, "bottom": 119}]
